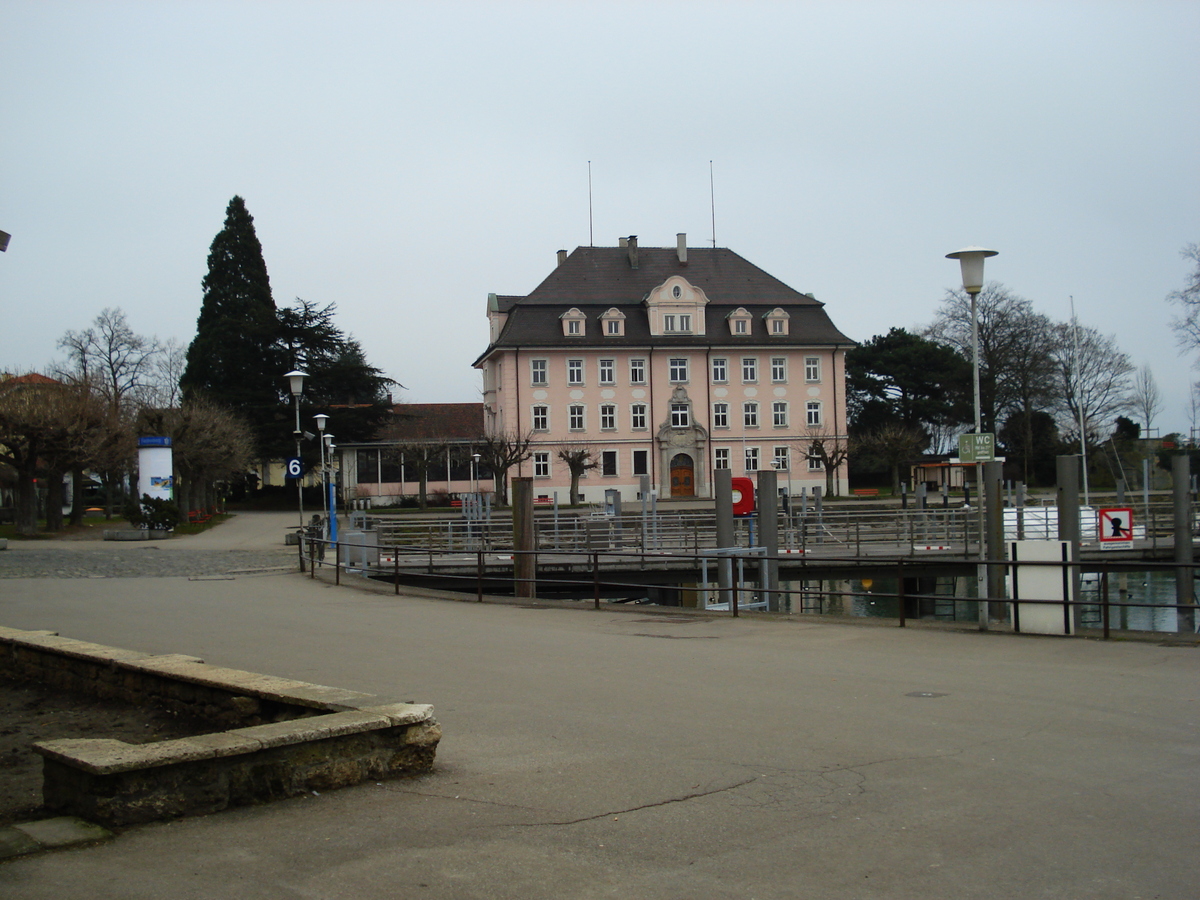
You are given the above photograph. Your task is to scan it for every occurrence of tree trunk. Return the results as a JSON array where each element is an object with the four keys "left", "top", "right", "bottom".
[
  {"left": 15, "top": 471, "right": 38, "bottom": 536},
  {"left": 44, "top": 470, "right": 65, "bottom": 532},
  {"left": 570, "top": 472, "right": 581, "bottom": 505}
]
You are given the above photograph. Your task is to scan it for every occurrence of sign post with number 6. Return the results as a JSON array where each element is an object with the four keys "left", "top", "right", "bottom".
[{"left": 286, "top": 457, "right": 305, "bottom": 480}]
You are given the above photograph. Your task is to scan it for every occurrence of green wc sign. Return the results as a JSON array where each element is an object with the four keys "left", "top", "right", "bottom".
[{"left": 958, "top": 433, "right": 995, "bottom": 463}]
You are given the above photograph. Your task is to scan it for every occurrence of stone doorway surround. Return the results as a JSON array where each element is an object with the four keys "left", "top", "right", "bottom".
[{"left": 655, "top": 386, "right": 708, "bottom": 498}]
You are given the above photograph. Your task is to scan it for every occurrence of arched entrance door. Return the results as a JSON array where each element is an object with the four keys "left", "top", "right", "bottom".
[{"left": 670, "top": 453, "right": 695, "bottom": 497}]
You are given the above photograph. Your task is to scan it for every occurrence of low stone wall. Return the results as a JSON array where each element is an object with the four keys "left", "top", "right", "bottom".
[{"left": 0, "top": 626, "right": 440, "bottom": 826}]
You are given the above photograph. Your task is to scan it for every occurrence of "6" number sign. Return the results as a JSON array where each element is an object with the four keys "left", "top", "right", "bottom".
[{"left": 286, "top": 457, "right": 304, "bottom": 479}]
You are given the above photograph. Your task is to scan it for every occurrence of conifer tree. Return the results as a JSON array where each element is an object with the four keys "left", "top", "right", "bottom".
[{"left": 181, "top": 196, "right": 281, "bottom": 453}]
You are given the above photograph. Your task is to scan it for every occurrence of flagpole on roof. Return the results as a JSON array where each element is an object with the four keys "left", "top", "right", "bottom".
[
  {"left": 588, "top": 161, "right": 594, "bottom": 247},
  {"left": 709, "top": 161, "right": 716, "bottom": 248}
]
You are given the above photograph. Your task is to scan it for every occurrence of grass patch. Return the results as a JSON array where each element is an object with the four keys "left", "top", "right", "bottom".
[
  {"left": 173, "top": 513, "right": 232, "bottom": 536},
  {"left": 0, "top": 515, "right": 129, "bottom": 541}
]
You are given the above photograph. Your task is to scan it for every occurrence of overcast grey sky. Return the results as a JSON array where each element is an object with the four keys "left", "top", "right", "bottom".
[{"left": 2, "top": 1, "right": 1197, "bottom": 432}]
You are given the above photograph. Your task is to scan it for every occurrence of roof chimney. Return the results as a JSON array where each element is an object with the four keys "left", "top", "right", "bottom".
[
  {"left": 627, "top": 235, "right": 638, "bottom": 269},
  {"left": 557, "top": 249, "right": 567, "bottom": 266},
  {"left": 618, "top": 237, "right": 628, "bottom": 248},
  {"left": 676, "top": 233, "right": 687, "bottom": 265}
]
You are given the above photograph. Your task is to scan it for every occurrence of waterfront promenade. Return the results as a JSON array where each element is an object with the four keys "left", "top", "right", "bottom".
[{"left": 0, "top": 512, "right": 1196, "bottom": 898}]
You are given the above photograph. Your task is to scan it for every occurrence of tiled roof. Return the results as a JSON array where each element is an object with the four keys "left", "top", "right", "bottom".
[
  {"left": 479, "top": 245, "right": 853, "bottom": 356},
  {"left": 373, "top": 403, "right": 484, "bottom": 443},
  {"left": 518, "top": 246, "right": 822, "bottom": 307},
  {"left": 0, "top": 372, "right": 62, "bottom": 386}
]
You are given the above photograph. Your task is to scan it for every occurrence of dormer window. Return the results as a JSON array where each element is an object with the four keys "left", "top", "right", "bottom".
[
  {"left": 765, "top": 308, "right": 790, "bottom": 336},
  {"left": 728, "top": 308, "right": 752, "bottom": 335},
  {"left": 645, "top": 276, "right": 707, "bottom": 336},
  {"left": 600, "top": 307, "right": 626, "bottom": 337},
  {"left": 561, "top": 308, "right": 587, "bottom": 336}
]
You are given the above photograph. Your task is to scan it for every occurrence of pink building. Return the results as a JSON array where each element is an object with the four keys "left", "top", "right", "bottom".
[{"left": 474, "top": 235, "right": 854, "bottom": 503}]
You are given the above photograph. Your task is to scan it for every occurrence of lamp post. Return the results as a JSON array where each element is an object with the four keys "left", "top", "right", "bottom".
[
  {"left": 285, "top": 370, "right": 308, "bottom": 529},
  {"left": 314, "top": 414, "right": 329, "bottom": 536},
  {"left": 946, "top": 247, "right": 997, "bottom": 631},
  {"left": 472, "top": 452, "right": 481, "bottom": 496},
  {"left": 324, "top": 434, "right": 338, "bottom": 545}
]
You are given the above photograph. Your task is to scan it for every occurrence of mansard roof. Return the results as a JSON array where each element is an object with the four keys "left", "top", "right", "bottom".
[{"left": 479, "top": 244, "right": 854, "bottom": 357}]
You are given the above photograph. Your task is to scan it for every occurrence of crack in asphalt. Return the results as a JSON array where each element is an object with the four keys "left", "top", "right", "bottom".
[{"left": 504, "top": 776, "right": 761, "bottom": 827}]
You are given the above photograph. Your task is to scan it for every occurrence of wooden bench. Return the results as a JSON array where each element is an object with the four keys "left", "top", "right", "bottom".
[
  {"left": 449, "top": 500, "right": 463, "bottom": 509},
  {"left": 187, "top": 509, "right": 212, "bottom": 524},
  {"left": 851, "top": 488, "right": 880, "bottom": 498}
]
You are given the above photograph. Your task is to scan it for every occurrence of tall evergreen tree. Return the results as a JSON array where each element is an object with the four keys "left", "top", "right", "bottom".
[{"left": 181, "top": 196, "right": 281, "bottom": 454}]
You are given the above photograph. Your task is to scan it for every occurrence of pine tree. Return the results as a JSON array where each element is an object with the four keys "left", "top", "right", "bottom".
[{"left": 181, "top": 196, "right": 281, "bottom": 454}]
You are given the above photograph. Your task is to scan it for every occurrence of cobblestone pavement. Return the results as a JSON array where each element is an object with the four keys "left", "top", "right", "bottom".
[{"left": 0, "top": 548, "right": 297, "bottom": 579}]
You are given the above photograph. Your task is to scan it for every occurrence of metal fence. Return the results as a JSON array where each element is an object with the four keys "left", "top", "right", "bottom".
[
  {"left": 356, "top": 500, "right": 1190, "bottom": 556},
  {"left": 295, "top": 532, "right": 1198, "bottom": 639}
]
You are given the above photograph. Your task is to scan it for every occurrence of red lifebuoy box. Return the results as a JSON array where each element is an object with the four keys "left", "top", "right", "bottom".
[{"left": 731, "top": 477, "right": 755, "bottom": 516}]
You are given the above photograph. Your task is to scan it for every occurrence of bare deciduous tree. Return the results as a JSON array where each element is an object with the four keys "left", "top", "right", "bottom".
[
  {"left": 480, "top": 430, "right": 532, "bottom": 504},
  {"left": 1130, "top": 363, "right": 1162, "bottom": 437},
  {"left": 555, "top": 444, "right": 597, "bottom": 505},
  {"left": 926, "top": 285, "right": 1057, "bottom": 433},
  {"left": 0, "top": 374, "right": 108, "bottom": 534},
  {"left": 799, "top": 426, "right": 850, "bottom": 497},
  {"left": 139, "top": 399, "right": 255, "bottom": 514},
  {"left": 1051, "top": 321, "right": 1133, "bottom": 443},
  {"left": 57, "top": 308, "right": 162, "bottom": 411},
  {"left": 1167, "top": 243, "right": 1200, "bottom": 351}
]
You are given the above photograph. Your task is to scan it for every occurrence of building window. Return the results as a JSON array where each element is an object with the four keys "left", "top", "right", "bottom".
[
  {"left": 742, "top": 357, "right": 757, "bottom": 382},
  {"left": 714, "top": 448, "right": 730, "bottom": 470},
  {"left": 632, "top": 449, "right": 649, "bottom": 476},
  {"left": 771, "top": 357, "right": 786, "bottom": 382},
  {"left": 663, "top": 314, "right": 676, "bottom": 333},
  {"left": 599, "top": 359, "right": 614, "bottom": 385},
  {"left": 743, "top": 402, "right": 759, "bottom": 428},
  {"left": 808, "top": 455, "right": 823, "bottom": 471},
  {"left": 630, "top": 358, "right": 646, "bottom": 384},
  {"left": 713, "top": 402, "right": 729, "bottom": 428},
  {"left": 773, "top": 446, "right": 790, "bottom": 470},
  {"left": 806, "top": 357, "right": 821, "bottom": 382},
  {"left": 806, "top": 401, "right": 822, "bottom": 426},
  {"left": 567, "top": 319, "right": 581, "bottom": 335},
  {"left": 534, "top": 452, "right": 550, "bottom": 477},
  {"left": 600, "top": 404, "right": 616, "bottom": 430},
  {"left": 679, "top": 314, "right": 691, "bottom": 332},
  {"left": 745, "top": 447, "right": 760, "bottom": 472},
  {"left": 773, "top": 401, "right": 788, "bottom": 427},
  {"left": 601, "top": 308, "right": 625, "bottom": 337},
  {"left": 631, "top": 403, "right": 647, "bottom": 430},
  {"left": 669, "top": 358, "right": 689, "bottom": 382},
  {"left": 734, "top": 318, "right": 748, "bottom": 335},
  {"left": 531, "top": 359, "right": 547, "bottom": 386},
  {"left": 671, "top": 403, "right": 690, "bottom": 427},
  {"left": 601, "top": 450, "right": 618, "bottom": 477},
  {"left": 569, "top": 404, "right": 585, "bottom": 430},
  {"left": 766, "top": 308, "right": 789, "bottom": 335},
  {"left": 567, "top": 359, "right": 583, "bottom": 385},
  {"left": 532, "top": 405, "right": 548, "bottom": 431},
  {"left": 711, "top": 358, "right": 727, "bottom": 383}
]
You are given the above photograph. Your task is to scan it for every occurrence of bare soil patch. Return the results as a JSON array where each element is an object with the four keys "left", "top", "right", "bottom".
[{"left": 0, "top": 679, "right": 211, "bottom": 826}]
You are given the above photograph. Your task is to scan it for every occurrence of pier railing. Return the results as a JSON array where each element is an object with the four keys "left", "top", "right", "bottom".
[{"left": 296, "top": 531, "right": 1199, "bottom": 640}]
